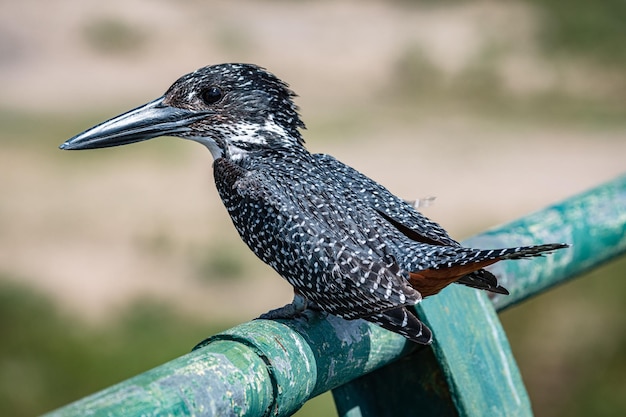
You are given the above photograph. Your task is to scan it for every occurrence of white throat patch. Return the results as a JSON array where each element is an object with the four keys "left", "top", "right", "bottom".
[{"left": 185, "top": 116, "right": 291, "bottom": 160}]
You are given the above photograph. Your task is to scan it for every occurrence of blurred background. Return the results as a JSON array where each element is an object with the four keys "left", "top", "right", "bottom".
[{"left": 1, "top": 0, "right": 625, "bottom": 415}]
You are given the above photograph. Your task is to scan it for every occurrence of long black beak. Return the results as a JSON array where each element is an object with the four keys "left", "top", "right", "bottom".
[{"left": 60, "top": 97, "right": 205, "bottom": 150}]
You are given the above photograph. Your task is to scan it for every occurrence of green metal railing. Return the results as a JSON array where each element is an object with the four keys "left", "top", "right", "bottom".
[{"left": 44, "top": 174, "right": 626, "bottom": 417}]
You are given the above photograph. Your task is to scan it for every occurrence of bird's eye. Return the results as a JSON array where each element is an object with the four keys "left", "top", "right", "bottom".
[{"left": 201, "top": 86, "right": 223, "bottom": 105}]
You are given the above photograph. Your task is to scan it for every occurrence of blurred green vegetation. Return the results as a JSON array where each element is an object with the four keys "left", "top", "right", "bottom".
[
  {"left": 0, "top": 279, "right": 232, "bottom": 416},
  {"left": 384, "top": 0, "right": 626, "bottom": 128},
  {"left": 0, "top": 110, "right": 80, "bottom": 149},
  {"left": 398, "top": 0, "right": 626, "bottom": 68},
  {"left": 388, "top": 43, "right": 626, "bottom": 128},
  {"left": 82, "top": 17, "right": 146, "bottom": 55},
  {"left": 192, "top": 242, "right": 249, "bottom": 282},
  {"left": 530, "top": 0, "right": 626, "bottom": 66}
]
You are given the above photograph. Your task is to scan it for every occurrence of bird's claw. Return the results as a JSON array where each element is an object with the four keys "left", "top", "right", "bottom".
[
  {"left": 258, "top": 303, "right": 304, "bottom": 320},
  {"left": 257, "top": 294, "right": 327, "bottom": 323}
]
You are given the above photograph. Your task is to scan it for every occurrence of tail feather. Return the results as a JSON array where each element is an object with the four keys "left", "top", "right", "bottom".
[
  {"left": 365, "top": 244, "right": 568, "bottom": 343},
  {"left": 365, "top": 307, "right": 432, "bottom": 345},
  {"left": 474, "top": 243, "right": 569, "bottom": 262},
  {"left": 456, "top": 269, "right": 509, "bottom": 295},
  {"left": 408, "top": 243, "right": 569, "bottom": 297}
]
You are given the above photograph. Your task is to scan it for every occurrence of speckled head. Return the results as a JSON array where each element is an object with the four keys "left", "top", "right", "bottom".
[{"left": 60, "top": 63, "right": 306, "bottom": 159}]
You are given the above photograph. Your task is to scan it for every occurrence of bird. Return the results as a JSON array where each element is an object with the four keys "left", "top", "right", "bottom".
[{"left": 60, "top": 63, "right": 568, "bottom": 344}]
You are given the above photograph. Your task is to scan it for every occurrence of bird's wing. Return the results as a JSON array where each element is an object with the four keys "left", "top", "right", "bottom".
[
  {"left": 321, "top": 241, "right": 422, "bottom": 318},
  {"left": 315, "top": 154, "right": 460, "bottom": 247},
  {"left": 231, "top": 167, "right": 421, "bottom": 317},
  {"left": 365, "top": 307, "right": 433, "bottom": 344},
  {"left": 456, "top": 269, "right": 509, "bottom": 295}
]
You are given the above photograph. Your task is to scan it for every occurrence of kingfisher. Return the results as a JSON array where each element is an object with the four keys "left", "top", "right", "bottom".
[{"left": 61, "top": 63, "right": 567, "bottom": 344}]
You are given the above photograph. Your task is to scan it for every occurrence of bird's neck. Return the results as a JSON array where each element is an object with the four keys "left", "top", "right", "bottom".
[{"left": 215, "top": 117, "right": 305, "bottom": 162}]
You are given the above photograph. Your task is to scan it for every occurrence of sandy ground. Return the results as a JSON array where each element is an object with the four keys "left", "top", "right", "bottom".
[{"left": 0, "top": 0, "right": 624, "bottom": 323}]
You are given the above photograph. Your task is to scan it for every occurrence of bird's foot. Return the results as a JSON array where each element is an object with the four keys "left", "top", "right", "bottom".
[
  {"left": 258, "top": 293, "right": 308, "bottom": 319},
  {"left": 258, "top": 294, "right": 326, "bottom": 322}
]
